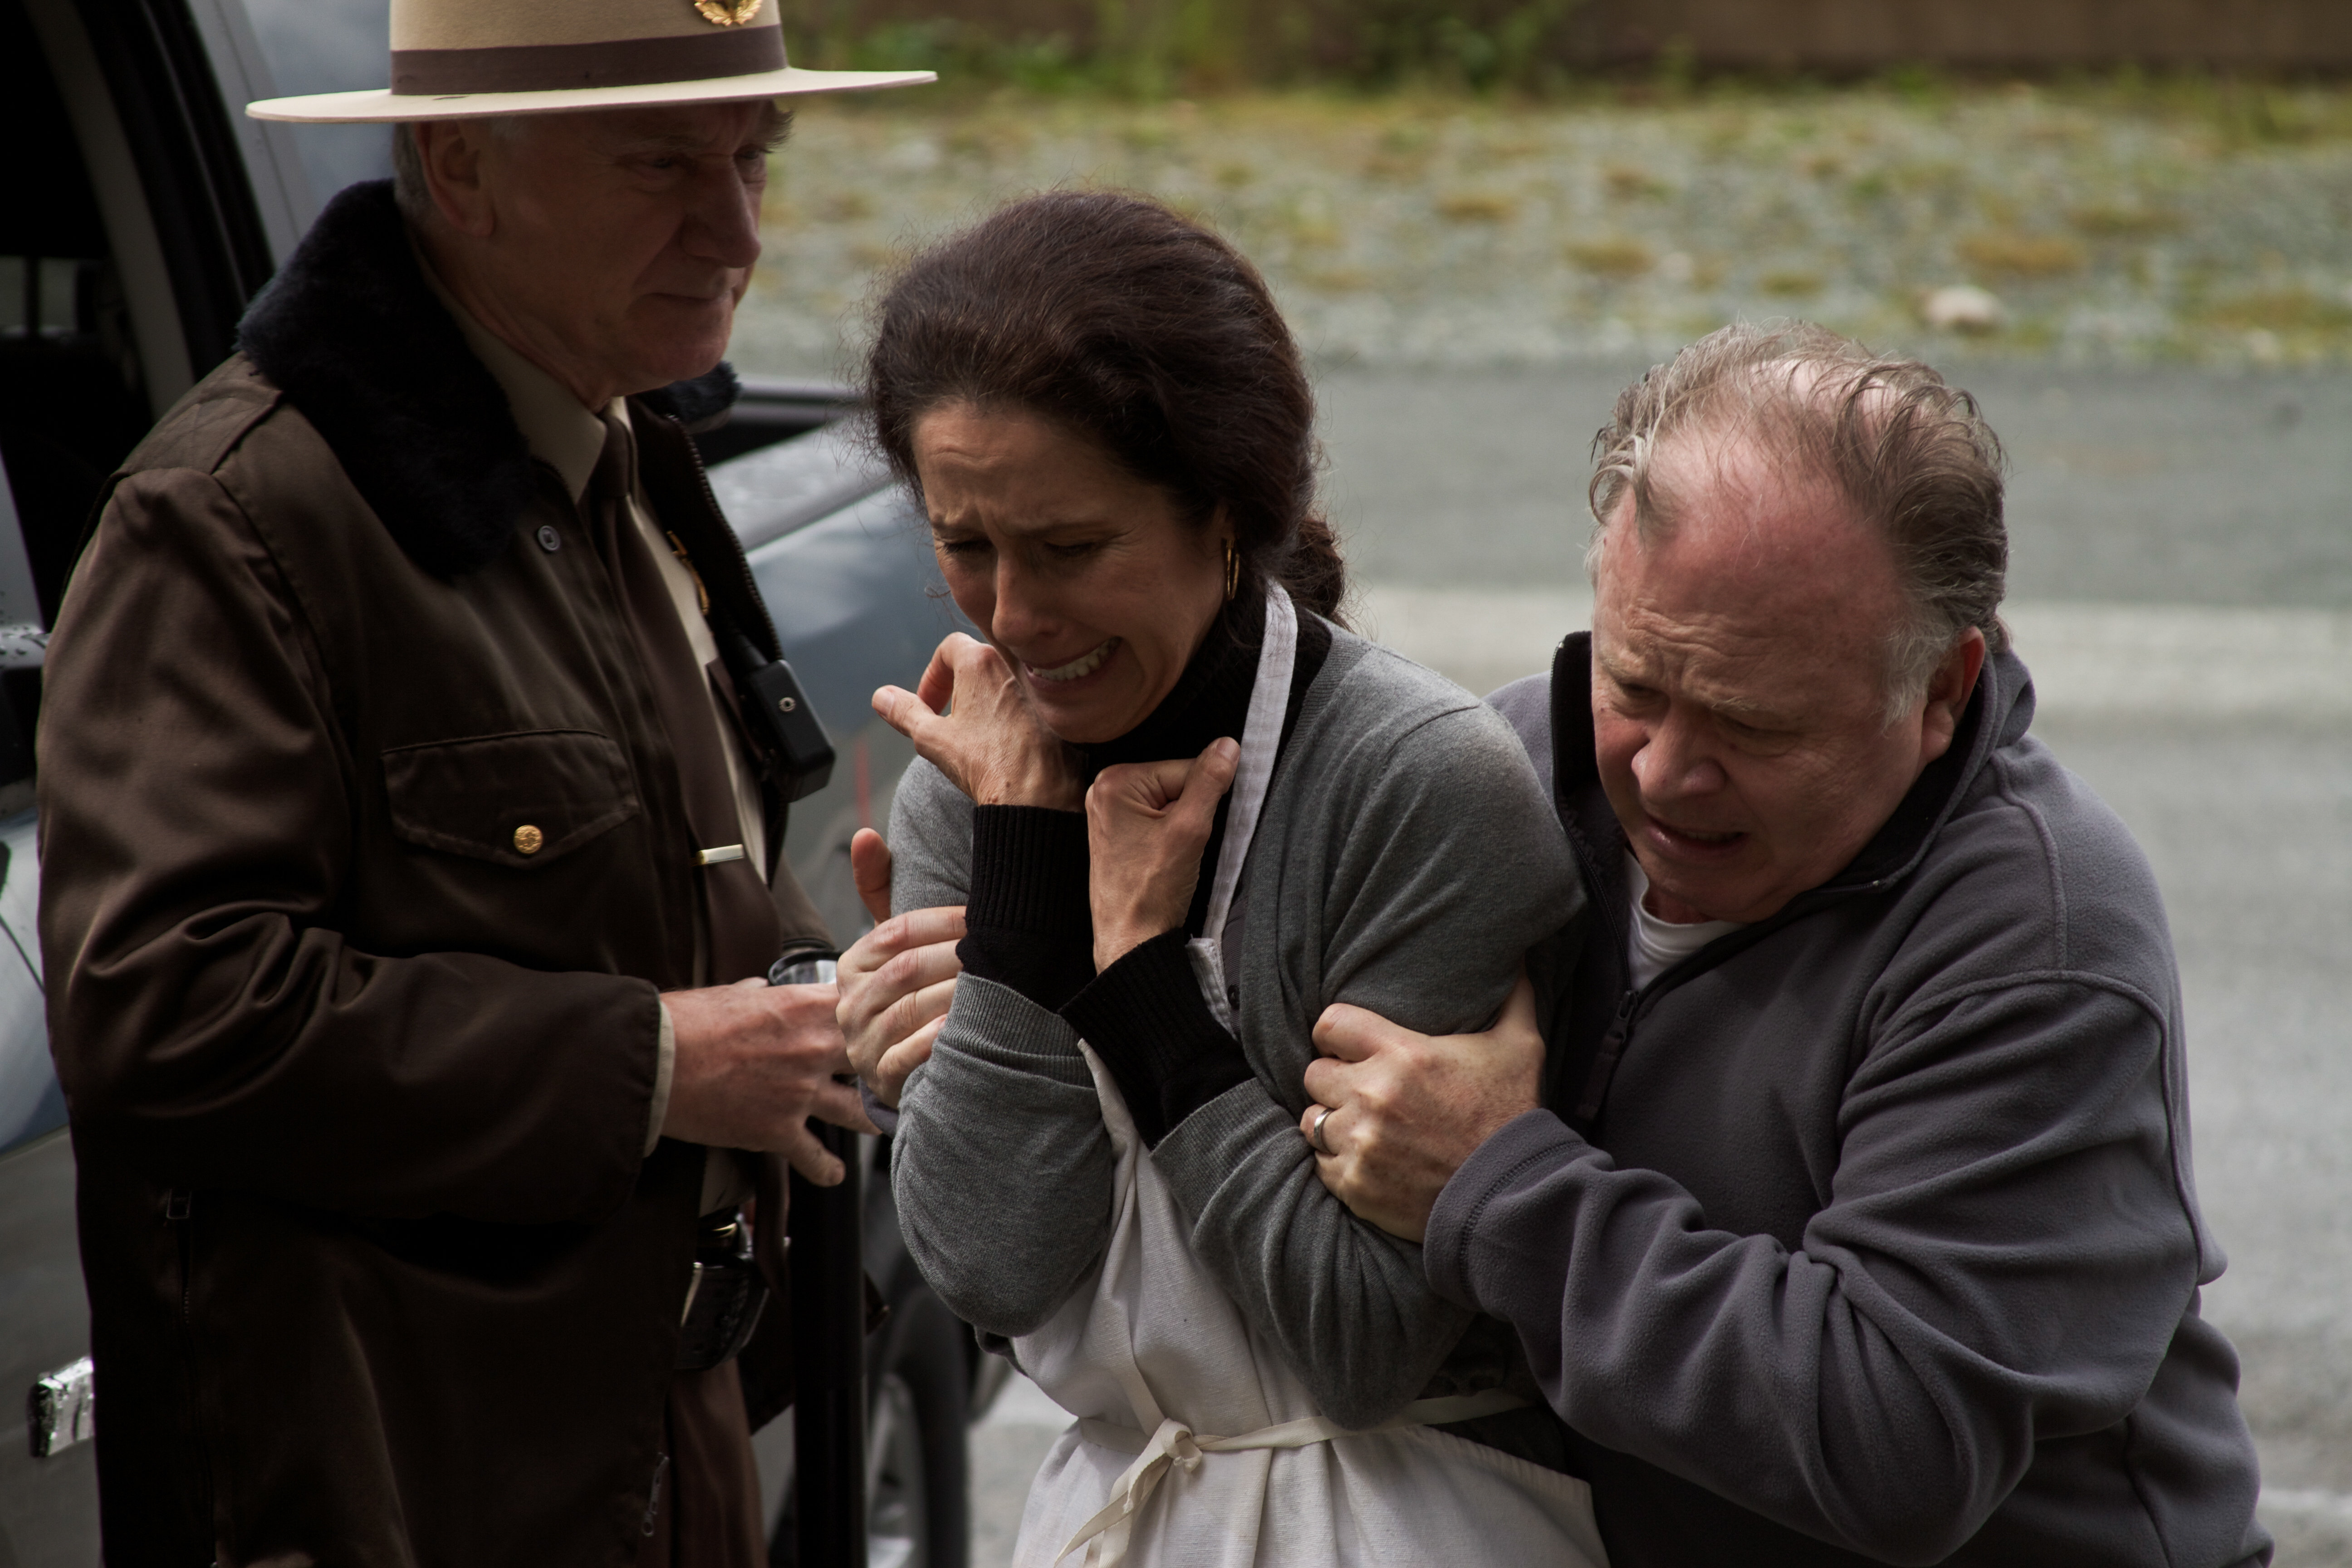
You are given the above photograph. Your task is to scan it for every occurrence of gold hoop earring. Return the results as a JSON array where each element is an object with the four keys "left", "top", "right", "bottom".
[{"left": 1223, "top": 539, "right": 1240, "bottom": 602}]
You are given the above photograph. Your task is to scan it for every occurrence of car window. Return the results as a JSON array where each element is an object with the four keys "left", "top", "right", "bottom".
[{"left": 232, "top": 0, "right": 393, "bottom": 209}]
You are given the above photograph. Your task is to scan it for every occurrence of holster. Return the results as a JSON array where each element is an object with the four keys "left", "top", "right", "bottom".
[{"left": 674, "top": 1208, "right": 768, "bottom": 1372}]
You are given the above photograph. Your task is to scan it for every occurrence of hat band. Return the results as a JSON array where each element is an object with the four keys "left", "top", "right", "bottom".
[{"left": 391, "top": 29, "right": 786, "bottom": 96}]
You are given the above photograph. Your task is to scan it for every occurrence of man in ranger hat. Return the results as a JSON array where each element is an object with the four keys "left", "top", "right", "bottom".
[{"left": 35, "top": 4, "right": 929, "bottom": 1563}]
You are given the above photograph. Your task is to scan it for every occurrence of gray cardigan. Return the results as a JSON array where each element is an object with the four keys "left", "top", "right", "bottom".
[{"left": 888, "top": 624, "right": 1583, "bottom": 1428}]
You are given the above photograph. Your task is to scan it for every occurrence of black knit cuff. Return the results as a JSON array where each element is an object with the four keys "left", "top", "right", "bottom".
[
  {"left": 1063, "top": 930, "right": 1253, "bottom": 1147},
  {"left": 958, "top": 806, "right": 1095, "bottom": 1011}
]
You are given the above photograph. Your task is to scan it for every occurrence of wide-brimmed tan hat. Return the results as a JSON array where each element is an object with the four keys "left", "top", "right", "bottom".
[{"left": 245, "top": 0, "right": 932, "bottom": 123}]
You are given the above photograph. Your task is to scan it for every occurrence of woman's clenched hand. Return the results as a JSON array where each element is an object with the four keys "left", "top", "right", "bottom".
[
  {"left": 837, "top": 829, "right": 965, "bottom": 1108},
  {"left": 873, "top": 633, "right": 1082, "bottom": 810},
  {"left": 1086, "top": 738, "right": 1240, "bottom": 972}
]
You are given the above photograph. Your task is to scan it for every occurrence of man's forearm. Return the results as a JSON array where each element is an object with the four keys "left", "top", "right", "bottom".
[
  {"left": 56, "top": 926, "right": 662, "bottom": 1225},
  {"left": 1427, "top": 1112, "right": 2016, "bottom": 1557},
  {"left": 39, "top": 467, "right": 667, "bottom": 1225},
  {"left": 1425, "top": 1071, "right": 2199, "bottom": 1563}
]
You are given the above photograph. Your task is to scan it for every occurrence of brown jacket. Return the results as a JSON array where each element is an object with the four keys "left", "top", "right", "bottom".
[{"left": 38, "top": 181, "right": 826, "bottom": 1567}]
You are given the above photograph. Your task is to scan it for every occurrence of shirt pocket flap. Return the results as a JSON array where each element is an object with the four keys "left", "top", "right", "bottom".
[{"left": 382, "top": 730, "right": 641, "bottom": 868}]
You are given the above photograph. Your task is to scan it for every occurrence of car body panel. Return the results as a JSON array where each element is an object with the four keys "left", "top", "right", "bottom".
[
  {"left": 179, "top": 0, "right": 320, "bottom": 260},
  {"left": 0, "top": 810, "right": 58, "bottom": 1158},
  {"left": 231, "top": 0, "right": 397, "bottom": 219},
  {"left": 732, "top": 438, "right": 967, "bottom": 946}
]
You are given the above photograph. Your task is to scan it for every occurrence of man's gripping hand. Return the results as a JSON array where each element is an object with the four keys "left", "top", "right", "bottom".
[
  {"left": 662, "top": 976, "right": 878, "bottom": 1185},
  {"left": 1300, "top": 974, "right": 1544, "bottom": 1242}
]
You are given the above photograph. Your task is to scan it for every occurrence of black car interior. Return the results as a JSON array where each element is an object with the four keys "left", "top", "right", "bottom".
[{"left": 1, "top": 0, "right": 157, "bottom": 627}]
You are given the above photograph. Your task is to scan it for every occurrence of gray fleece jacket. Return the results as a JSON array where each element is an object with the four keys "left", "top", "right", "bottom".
[
  {"left": 888, "top": 623, "right": 1583, "bottom": 1429},
  {"left": 1436, "top": 634, "right": 2269, "bottom": 1568}
]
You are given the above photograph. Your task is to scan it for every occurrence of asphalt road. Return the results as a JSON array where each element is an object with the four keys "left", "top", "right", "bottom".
[
  {"left": 967, "top": 362, "right": 2352, "bottom": 1566},
  {"left": 1315, "top": 362, "right": 2352, "bottom": 609}
]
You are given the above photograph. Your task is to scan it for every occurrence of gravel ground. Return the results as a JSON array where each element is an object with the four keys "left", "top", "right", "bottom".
[{"left": 735, "top": 83, "right": 2352, "bottom": 378}]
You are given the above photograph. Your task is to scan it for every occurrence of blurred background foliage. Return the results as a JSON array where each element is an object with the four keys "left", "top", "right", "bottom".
[
  {"left": 776, "top": 0, "right": 2352, "bottom": 96},
  {"left": 780, "top": 0, "right": 1591, "bottom": 94}
]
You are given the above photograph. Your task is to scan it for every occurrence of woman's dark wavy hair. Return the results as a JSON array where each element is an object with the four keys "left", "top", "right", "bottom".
[{"left": 864, "top": 190, "right": 1347, "bottom": 622}]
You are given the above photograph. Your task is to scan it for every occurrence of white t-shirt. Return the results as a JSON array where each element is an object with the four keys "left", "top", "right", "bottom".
[{"left": 1626, "top": 853, "right": 1747, "bottom": 990}]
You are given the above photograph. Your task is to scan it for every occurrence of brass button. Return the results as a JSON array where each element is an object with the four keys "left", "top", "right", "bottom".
[{"left": 513, "top": 824, "right": 544, "bottom": 856}]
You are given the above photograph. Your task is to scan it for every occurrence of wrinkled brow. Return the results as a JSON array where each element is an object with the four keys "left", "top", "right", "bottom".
[
  {"left": 1596, "top": 645, "right": 1793, "bottom": 726},
  {"left": 616, "top": 106, "right": 794, "bottom": 154}
]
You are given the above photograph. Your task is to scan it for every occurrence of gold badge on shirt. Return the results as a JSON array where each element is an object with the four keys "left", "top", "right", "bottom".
[{"left": 693, "top": 0, "right": 763, "bottom": 25}]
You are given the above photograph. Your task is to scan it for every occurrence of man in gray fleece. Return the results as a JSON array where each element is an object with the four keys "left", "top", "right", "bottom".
[{"left": 1303, "top": 324, "right": 2271, "bottom": 1567}]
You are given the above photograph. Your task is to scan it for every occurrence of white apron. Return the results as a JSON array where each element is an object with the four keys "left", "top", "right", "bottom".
[{"left": 1008, "top": 587, "right": 1609, "bottom": 1568}]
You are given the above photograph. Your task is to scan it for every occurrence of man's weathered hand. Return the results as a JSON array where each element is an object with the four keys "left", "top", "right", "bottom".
[
  {"left": 662, "top": 976, "right": 877, "bottom": 1184},
  {"left": 1087, "top": 739, "right": 1240, "bottom": 971},
  {"left": 1300, "top": 975, "right": 1544, "bottom": 1242},
  {"left": 838, "top": 828, "right": 964, "bottom": 1108},
  {"left": 873, "top": 633, "right": 1082, "bottom": 809}
]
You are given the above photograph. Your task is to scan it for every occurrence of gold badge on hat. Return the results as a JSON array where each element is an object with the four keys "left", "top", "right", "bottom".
[{"left": 693, "top": 0, "right": 763, "bottom": 24}]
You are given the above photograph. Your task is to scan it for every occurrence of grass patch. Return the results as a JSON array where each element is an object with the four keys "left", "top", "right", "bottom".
[
  {"left": 1603, "top": 164, "right": 1671, "bottom": 200},
  {"left": 1958, "top": 232, "right": 2089, "bottom": 279},
  {"left": 2194, "top": 288, "right": 2352, "bottom": 333},
  {"left": 1436, "top": 191, "right": 1519, "bottom": 222},
  {"left": 1566, "top": 236, "right": 1654, "bottom": 277},
  {"left": 2068, "top": 203, "right": 2184, "bottom": 238}
]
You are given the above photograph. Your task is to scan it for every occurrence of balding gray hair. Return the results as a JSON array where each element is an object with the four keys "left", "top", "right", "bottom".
[{"left": 1588, "top": 321, "right": 2009, "bottom": 722}]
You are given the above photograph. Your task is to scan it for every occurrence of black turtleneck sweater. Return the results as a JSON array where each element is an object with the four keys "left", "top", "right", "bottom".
[{"left": 957, "top": 594, "right": 1331, "bottom": 1146}]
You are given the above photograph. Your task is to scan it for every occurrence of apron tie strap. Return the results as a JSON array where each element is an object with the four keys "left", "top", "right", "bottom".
[{"left": 1057, "top": 1389, "right": 1529, "bottom": 1566}]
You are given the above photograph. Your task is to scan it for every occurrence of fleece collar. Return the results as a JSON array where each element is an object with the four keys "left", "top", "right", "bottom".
[{"left": 235, "top": 180, "right": 739, "bottom": 577}]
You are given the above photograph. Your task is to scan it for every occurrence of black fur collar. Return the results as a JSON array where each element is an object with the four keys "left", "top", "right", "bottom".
[{"left": 236, "top": 180, "right": 739, "bottom": 577}]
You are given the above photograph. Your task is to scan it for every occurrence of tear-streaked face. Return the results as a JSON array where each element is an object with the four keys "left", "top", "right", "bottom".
[{"left": 915, "top": 404, "right": 1229, "bottom": 745}]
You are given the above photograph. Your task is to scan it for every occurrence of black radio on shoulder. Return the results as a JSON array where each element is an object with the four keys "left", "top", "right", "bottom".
[{"left": 716, "top": 620, "right": 836, "bottom": 803}]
